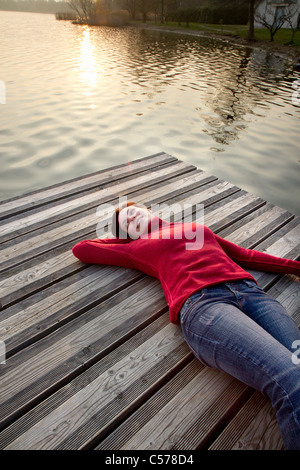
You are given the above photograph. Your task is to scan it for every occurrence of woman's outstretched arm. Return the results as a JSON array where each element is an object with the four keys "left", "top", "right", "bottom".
[
  {"left": 214, "top": 233, "right": 300, "bottom": 277},
  {"left": 72, "top": 238, "right": 135, "bottom": 269}
]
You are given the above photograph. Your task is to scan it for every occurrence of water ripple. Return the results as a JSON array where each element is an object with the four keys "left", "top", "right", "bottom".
[{"left": 0, "top": 11, "right": 299, "bottom": 214}]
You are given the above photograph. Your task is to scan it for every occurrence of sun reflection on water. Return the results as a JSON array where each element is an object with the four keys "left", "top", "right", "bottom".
[{"left": 78, "top": 26, "right": 98, "bottom": 89}]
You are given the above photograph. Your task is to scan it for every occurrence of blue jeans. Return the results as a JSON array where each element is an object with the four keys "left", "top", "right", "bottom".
[{"left": 180, "top": 279, "right": 300, "bottom": 450}]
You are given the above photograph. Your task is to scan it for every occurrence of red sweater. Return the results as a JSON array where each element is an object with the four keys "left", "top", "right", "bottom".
[{"left": 72, "top": 217, "right": 300, "bottom": 323}]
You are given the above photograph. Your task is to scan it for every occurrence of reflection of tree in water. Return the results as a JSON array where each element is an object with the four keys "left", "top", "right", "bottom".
[
  {"left": 122, "top": 29, "right": 294, "bottom": 146},
  {"left": 198, "top": 48, "right": 293, "bottom": 146},
  {"left": 122, "top": 29, "right": 195, "bottom": 92},
  {"left": 200, "top": 52, "right": 253, "bottom": 146}
]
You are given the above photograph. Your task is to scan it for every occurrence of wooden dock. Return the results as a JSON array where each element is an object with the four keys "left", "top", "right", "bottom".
[{"left": 0, "top": 152, "right": 299, "bottom": 450}]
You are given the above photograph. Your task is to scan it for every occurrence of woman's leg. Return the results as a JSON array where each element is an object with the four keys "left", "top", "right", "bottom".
[
  {"left": 180, "top": 283, "right": 300, "bottom": 450},
  {"left": 230, "top": 279, "right": 300, "bottom": 353}
]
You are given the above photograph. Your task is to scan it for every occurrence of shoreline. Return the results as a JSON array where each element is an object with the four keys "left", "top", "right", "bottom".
[{"left": 136, "top": 23, "right": 300, "bottom": 64}]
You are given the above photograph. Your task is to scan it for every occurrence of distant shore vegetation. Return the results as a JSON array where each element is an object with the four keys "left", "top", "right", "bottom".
[
  {"left": 0, "top": 0, "right": 73, "bottom": 14},
  {"left": 67, "top": 0, "right": 131, "bottom": 26},
  {"left": 63, "top": 0, "right": 250, "bottom": 27},
  {"left": 1, "top": 0, "right": 299, "bottom": 50},
  {"left": 0, "top": 0, "right": 250, "bottom": 28}
]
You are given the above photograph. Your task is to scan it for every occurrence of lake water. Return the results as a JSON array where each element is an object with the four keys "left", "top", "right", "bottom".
[{"left": 1, "top": 11, "right": 300, "bottom": 214}]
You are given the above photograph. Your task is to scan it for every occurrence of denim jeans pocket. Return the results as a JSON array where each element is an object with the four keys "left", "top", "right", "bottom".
[
  {"left": 243, "top": 279, "right": 264, "bottom": 291},
  {"left": 180, "top": 289, "right": 207, "bottom": 325}
]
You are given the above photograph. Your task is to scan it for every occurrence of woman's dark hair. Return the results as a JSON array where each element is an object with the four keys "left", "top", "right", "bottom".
[{"left": 111, "top": 201, "right": 138, "bottom": 238}]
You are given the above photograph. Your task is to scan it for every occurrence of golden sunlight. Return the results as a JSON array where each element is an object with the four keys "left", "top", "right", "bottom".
[{"left": 78, "top": 26, "right": 98, "bottom": 89}]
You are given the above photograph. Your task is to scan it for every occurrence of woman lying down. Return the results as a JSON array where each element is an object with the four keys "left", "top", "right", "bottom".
[{"left": 72, "top": 201, "right": 300, "bottom": 450}]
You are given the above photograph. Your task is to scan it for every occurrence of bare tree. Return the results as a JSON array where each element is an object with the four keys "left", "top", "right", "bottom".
[
  {"left": 255, "top": 2, "right": 289, "bottom": 41},
  {"left": 247, "top": 0, "right": 256, "bottom": 40},
  {"left": 223, "top": 0, "right": 261, "bottom": 42},
  {"left": 284, "top": 3, "right": 300, "bottom": 44},
  {"left": 68, "top": 0, "right": 82, "bottom": 17},
  {"left": 120, "top": 0, "right": 150, "bottom": 20},
  {"left": 119, "top": 0, "right": 137, "bottom": 19},
  {"left": 138, "top": 0, "right": 153, "bottom": 22},
  {"left": 68, "top": 0, "right": 96, "bottom": 22}
]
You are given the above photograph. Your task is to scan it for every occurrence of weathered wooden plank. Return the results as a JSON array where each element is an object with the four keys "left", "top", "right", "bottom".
[
  {"left": 130, "top": 172, "right": 218, "bottom": 208},
  {"left": 0, "top": 189, "right": 299, "bottom": 346},
  {"left": 96, "top": 360, "right": 206, "bottom": 450},
  {"left": 0, "top": 153, "right": 298, "bottom": 452},
  {"left": 0, "top": 152, "right": 177, "bottom": 220},
  {"left": 257, "top": 216, "right": 300, "bottom": 260},
  {"left": 4, "top": 264, "right": 290, "bottom": 448},
  {"left": 231, "top": 399, "right": 283, "bottom": 450},
  {"left": 0, "top": 168, "right": 212, "bottom": 270},
  {"left": 0, "top": 160, "right": 195, "bottom": 241},
  {"left": 98, "top": 272, "right": 300, "bottom": 450},
  {"left": 219, "top": 203, "right": 294, "bottom": 249},
  {"left": 0, "top": 265, "right": 143, "bottom": 355},
  {"left": 245, "top": 218, "right": 300, "bottom": 288},
  {"left": 0, "top": 250, "right": 77, "bottom": 308},
  {"left": 96, "top": 362, "right": 249, "bottom": 451},
  {"left": 1, "top": 242, "right": 298, "bottom": 448},
  {"left": 0, "top": 174, "right": 241, "bottom": 310},
  {"left": 204, "top": 191, "right": 266, "bottom": 232},
  {"left": 0, "top": 277, "right": 166, "bottom": 429},
  {"left": 209, "top": 392, "right": 284, "bottom": 450},
  {"left": 0, "top": 316, "right": 190, "bottom": 449},
  {"left": 0, "top": 190, "right": 252, "bottom": 304},
  {"left": 268, "top": 274, "right": 300, "bottom": 325},
  {"left": 119, "top": 369, "right": 246, "bottom": 450},
  {"left": 164, "top": 180, "right": 239, "bottom": 209}
]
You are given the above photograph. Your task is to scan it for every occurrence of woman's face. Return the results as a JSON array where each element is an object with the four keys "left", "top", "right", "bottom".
[{"left": 118, "top": 205, "right": 153, "bottom": 239}]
